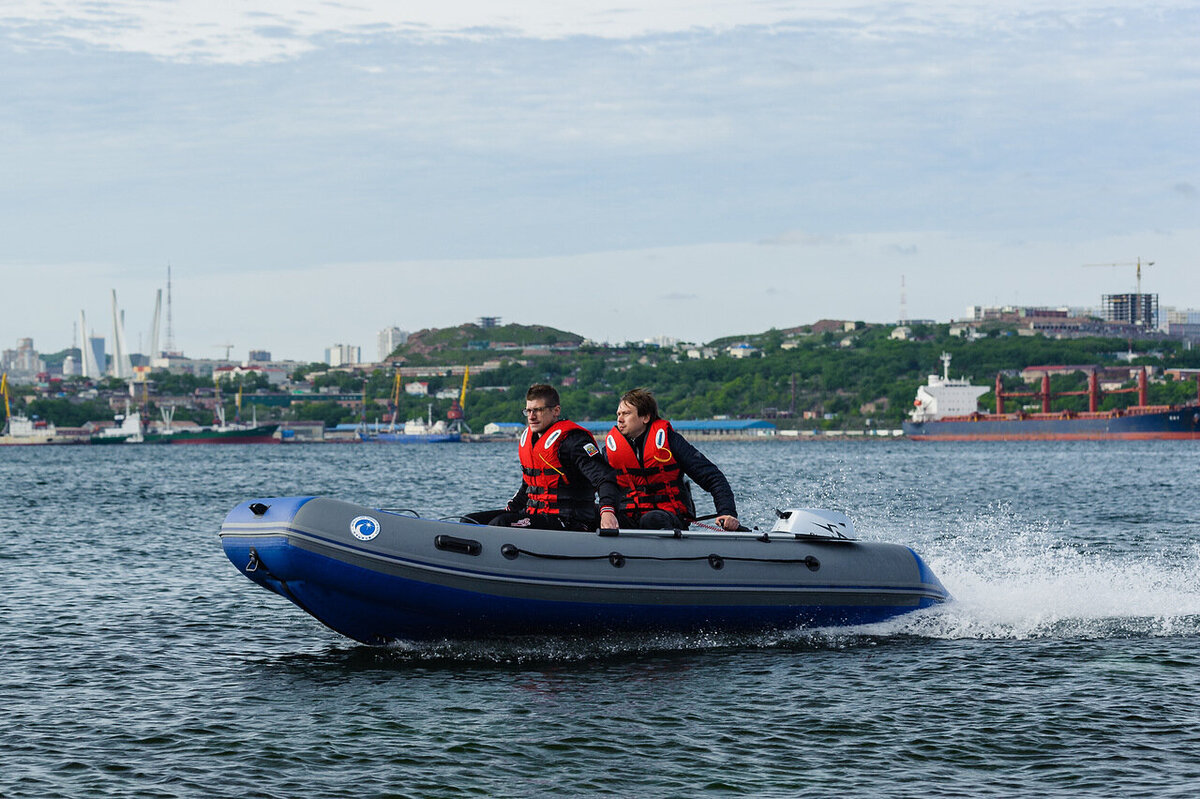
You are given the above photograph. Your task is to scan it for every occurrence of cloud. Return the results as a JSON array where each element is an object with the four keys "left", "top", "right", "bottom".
[
  {"left": 8, "top": 1, "right": 1193, "bottom": 64},
  {"left": 758, "top": 231, "right": 848, "bottom": 247},
  {"left": 0, "top": 0, "right": 848, "bottom": 64},
  {"left": 3, "top": 1, "right": 1199, "bottom": 360}
]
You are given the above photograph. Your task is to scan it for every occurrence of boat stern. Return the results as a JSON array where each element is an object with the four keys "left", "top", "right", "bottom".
[{"left": 908, "top": 547, "right": 951, "bottom": 604}]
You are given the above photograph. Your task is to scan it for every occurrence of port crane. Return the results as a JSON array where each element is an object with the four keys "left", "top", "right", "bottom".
[{"left": 1084, "top": 258, "right": 1154, "bottom": 326}]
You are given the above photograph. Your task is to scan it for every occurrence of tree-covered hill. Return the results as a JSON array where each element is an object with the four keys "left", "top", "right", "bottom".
[
  {"left": 450, "top": 323, "right": 1200, "bottom": 430},
  {"left": 390, "top": 323, "right": 583, "bottom": 365}
]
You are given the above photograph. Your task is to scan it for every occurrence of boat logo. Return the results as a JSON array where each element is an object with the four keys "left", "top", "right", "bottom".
[{"left": 350, "top": 515, "right": 380, "bottom": 541}]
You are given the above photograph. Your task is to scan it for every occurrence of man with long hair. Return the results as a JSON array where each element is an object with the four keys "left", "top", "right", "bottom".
[{"left": 605, "top": 388, "right": 739, "bottom": 530}]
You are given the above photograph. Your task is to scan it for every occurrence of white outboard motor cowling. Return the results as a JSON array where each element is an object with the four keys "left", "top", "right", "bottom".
[{"left": 769, "top": 508, "right": 855, "bottom": 540}]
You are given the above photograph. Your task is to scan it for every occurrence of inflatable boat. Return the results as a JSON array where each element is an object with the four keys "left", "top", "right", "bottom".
[{"left": 219, "top": 497, "right": 949, "bottom": 645}]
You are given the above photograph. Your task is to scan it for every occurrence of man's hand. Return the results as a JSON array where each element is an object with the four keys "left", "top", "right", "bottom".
[{"left": 715, "top": 515, "right": 740, "bottom": 531}]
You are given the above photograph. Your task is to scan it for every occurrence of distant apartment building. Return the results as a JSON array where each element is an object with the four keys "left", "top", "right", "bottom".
[
  {"left": 966, "top": 305, "right": 1076, "bottom": 321},
  {"left": 377, "top": 327, "right": 409, "bottom": 361},
  {"left": 324, "top": 344, "right": 361, "bottom": 367},
  {"left": 1, "top": 338, "right": 45, "bottom": 379},
  {"left": 248, "top": 350, "right": 271, "bottom": 363},
  {"left": 1102, "top": 293, "right": 1159, "bottom": 329},
  {"left": 1163, "top": 307, "right": 1200, "bottom": 342},
  {"left": 1165, "top": 308, "right": 1200, "bottom": 325}
]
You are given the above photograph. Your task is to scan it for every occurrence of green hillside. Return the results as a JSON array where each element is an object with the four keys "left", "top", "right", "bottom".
[
  {"left": 382, "top": 321, "right": 1200, "bottom": 431},
  {"left": 390, "top": 323, "right": 583, "bottom": 365}
]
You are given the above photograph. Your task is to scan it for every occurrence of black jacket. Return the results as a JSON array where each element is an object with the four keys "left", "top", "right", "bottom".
[{"left": 509, "top": 427, "right": 620, "bottom": 523}]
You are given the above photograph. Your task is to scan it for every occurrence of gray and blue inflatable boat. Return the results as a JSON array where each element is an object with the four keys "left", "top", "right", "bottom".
[{"left": 220, "top": 496, "right": 949, "bottom": 645}]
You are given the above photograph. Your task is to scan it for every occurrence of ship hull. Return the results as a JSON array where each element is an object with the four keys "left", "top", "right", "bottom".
[
  {"left": 904, "top": 405, "right": 1200, "bottom": 441},
  {"left": 0, "top": 436, "right": 78, "bottom": 446},
  {"left": 144, "top": 424, "right": 280, "bottom": 444}
]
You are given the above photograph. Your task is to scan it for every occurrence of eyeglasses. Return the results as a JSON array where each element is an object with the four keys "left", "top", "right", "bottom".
[{"left": 523, "top": 405, "right": 556, "bottom": 417}]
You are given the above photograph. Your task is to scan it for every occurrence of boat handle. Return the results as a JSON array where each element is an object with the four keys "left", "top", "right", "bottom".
[{"left": 434, "top": 535, "right": 482, "bottom": 556}]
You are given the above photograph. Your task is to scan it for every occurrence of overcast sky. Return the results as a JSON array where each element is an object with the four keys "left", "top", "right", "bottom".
[{"left": 1, "top": 1, "right": 1197, "bottom": 363}]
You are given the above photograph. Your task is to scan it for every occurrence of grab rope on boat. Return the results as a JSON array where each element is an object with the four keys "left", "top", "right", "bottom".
[
  {"left": 499, "top": 543, "right": 820, "bottom": 571},
  {"left": 243, "top": 548, "right": 325, "bottom": 616}
]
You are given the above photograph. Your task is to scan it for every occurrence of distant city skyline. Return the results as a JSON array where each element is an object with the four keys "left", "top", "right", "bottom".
[
  {"left": 3, "top": 258, "right": 1199, "bottom": 366},
  {"left": 2, "top": 1, "right": 1197, "bottom": 362},
  {"left": 5, "top": 282, "right": 1197, "bottom": 374}
]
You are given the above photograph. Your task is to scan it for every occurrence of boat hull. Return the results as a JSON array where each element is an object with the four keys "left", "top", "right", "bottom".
[
  {"left": 145, "top": 424, "right": 279, "bottom": 444},
  {"left": 220, "top": 497, "right": 948, "bottom": 644},
  {"left": 0, "top": 436, "right": 78, "bottom": 446},
  {"left": 89, "top": 435, "right": 141, "bottom": 445},
  {"left": 904, "top": 405, "right": 1200, "bottom": 441}
]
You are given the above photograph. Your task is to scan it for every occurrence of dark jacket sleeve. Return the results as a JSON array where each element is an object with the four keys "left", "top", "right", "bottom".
[
  {"left": 669, "top": 429, "right": 737, "bottom": 517},
  {"left": 560, "top": 430, "right": 620, "bottom": 510},
  {"left": 507, "top": 481, "right": 528, "bottom": 512}
]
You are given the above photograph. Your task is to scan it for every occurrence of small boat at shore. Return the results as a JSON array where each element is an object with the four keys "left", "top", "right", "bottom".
[
  {"left": 220, "top": 496, "right": 949, "bottom": 645},
  {"left": 90, "top": 406, "right": 145, "bottom": 444},
  {"left": 1, "top": 373, "right": 76, "bottom": 446},
  {"left": 0, "top": 413, "right": 73, "bottom": 446}
]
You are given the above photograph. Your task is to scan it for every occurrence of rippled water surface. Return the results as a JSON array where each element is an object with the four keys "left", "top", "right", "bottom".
[{"left": 3, "top": 441, "right": 1200, "bottom": 797}]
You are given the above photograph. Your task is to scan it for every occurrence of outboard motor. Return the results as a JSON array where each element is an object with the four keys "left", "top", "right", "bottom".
[{"left": 770, "top": 508, "right": 855, "bottom": 540}]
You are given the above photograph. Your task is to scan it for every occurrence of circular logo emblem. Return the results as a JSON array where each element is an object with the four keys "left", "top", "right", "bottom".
[
  {"left": 606, "top": 433, "right": 616, "bottom": 451},
  {"left": 350, "top": 515, "right": 380, "bottom": 541}
]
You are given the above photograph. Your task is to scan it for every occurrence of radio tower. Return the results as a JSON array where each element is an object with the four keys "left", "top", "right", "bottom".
[
  {"left": 165, "top": 263, "right": 176, "bottom": 354},
  {"left": 899, "top": 274, "right": 908, "bottom": 324}
]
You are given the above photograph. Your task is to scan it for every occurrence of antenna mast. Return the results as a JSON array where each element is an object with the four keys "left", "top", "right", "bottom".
[{"left": 165, "top": 263, "right": 175, "bottom": 354}]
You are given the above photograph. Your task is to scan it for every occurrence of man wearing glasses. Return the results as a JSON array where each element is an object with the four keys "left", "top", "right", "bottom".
[{"left": 487, "top": 384, "right": 620, "bottom": 532}]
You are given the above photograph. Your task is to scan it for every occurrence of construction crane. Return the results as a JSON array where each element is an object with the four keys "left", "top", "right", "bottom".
[
  {"left": 214, "top": 344, "right": 235, "bottom": 361},
  {"left": 1084, "top": 258, "right": 1155, "bottom": 326}
]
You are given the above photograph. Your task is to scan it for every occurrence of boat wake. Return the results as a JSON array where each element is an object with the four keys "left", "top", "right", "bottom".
[
  {"left": 359, "top": 541, "right": 1200, "bottom": 663},
  {"left": 883, "top": 550, "right": 1200, "bottom": 641},
  {"left": 841, "top": 513, "right": 1200, "bottom": 642}
]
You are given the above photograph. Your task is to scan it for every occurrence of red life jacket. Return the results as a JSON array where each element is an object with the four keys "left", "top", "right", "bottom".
[
  {"left": 604, "top": 419, "right": 690, "bottom": 519},
  {"left": 519, "top": 420, "right": 597, "bottom": 516}
]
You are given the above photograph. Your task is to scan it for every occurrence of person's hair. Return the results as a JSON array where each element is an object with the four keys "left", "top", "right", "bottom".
[
  {"left": 526, "top": 384, "right": 561, "bottom": 407},
  {"left": 620, "top": 388, "right": 659, "bottom": 422}
]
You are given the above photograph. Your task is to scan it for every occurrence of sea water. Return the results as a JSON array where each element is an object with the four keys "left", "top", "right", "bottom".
[{"left": 2, "top": 441, "right": 1199, "bottom": 798}]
